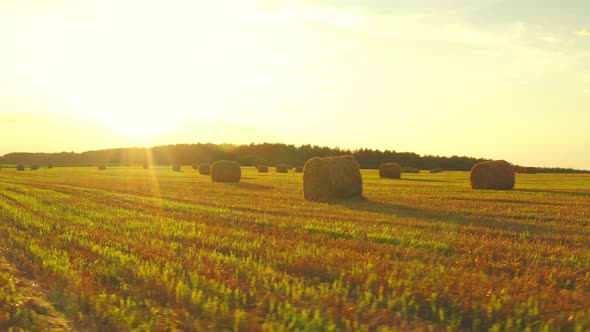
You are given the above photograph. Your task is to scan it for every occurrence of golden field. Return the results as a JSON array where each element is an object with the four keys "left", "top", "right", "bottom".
[{"left": 0, "top": 167, "right": 589, "bottom": 331}]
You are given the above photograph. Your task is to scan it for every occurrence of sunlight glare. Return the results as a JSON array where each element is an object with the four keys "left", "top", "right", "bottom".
[{"left": 100, "top": 113, "right": 177, "bottom": 139}]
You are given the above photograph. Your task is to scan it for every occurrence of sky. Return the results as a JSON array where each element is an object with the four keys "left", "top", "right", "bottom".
[{"left": 1, "top": 0, "right": 589, "bottom": 169}]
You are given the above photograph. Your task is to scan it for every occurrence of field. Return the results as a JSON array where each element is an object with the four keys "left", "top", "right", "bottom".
[{"left": 0, "top": 166, "right": 589, "bottom": 331}]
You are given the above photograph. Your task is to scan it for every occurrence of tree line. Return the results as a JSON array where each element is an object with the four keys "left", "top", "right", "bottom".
[{"left": 0, "top": 142, "right": 587, "bottom": 173}]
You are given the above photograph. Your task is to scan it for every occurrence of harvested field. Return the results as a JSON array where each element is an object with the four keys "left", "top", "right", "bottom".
[{"left": 0, "top": 167, "right": 589, "bottom": 331}]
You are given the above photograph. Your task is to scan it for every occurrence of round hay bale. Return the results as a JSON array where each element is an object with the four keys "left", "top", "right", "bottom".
[
  {"left": 276, "top": 164, "right": 290, "bottom": 173},
  {"left": 294, "top": 166, "right": 304, "bottom": 173},
  {"left": 30, "top": 165, "right": 40, "bottom": 171},
  {"left": 379, "top": 162, "right": 401, "bottom": 179},
  {"left": 98, "top": 165, "right": 107, "bottom": 170},
  {"left": 199, "top": 163, "right": 211, "bottom": 175},
  {"left": 470, "top": 160, "right": 515, "bottom": 190},
  {"left": 211, "top": 160, "right": 241, "bottom": 182},
  {"left": 257, "top": 165, "right": 269, "bottom": 173},
  {"left": 192, "top": 164, "right": 199, "bottom": 170},
  {"left": 17, "top": 165, "right": 25, "bottom": 171},
  {"left": 430, "top": 168, "right": 443, "bottom": 173},
  {"left": 303, "top": 155, "right": 362, "bottom": 202},
  {"left": 172, "top": 164, "right": 181, "bottom": 172}
]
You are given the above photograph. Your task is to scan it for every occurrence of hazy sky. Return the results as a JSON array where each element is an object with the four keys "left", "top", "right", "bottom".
[{"left": 1, "top": 0, "right": 589, "bottom": 169}]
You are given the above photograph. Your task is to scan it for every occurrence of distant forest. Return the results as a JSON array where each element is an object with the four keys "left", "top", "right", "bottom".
[{"left": 0, "top": 143, "right": 587, "bottom": 173}]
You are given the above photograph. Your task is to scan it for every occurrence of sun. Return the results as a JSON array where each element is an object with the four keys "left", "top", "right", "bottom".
[
  {"left": 72, "top": 109, "right": 177, "bottom": 142},
  {"left": 101, "top": 114, "right": 176, "bottom": 140}
]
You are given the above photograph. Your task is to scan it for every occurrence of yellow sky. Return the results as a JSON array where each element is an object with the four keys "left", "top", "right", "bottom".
[{"left": 1, "top": 0, "right": 589, "bottom": 169}]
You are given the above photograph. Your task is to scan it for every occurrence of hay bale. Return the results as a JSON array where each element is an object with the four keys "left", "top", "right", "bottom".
[
  {"left": 430, "top": 168, "right": 443, "bottom": 173},
  {"left": 257, "top": 165, "right": 269, "bottom": 173},
  {"left": 303, "top": 155, "right": 362, "bottom": 202},
  {"left": 470, "top": 160, "right": 515, "bottom": 190},
  {"left": 192, "top": 164, "right": 199, "bottom": 170},
  {"left": 143, "top": 163, "right": 149, "bottom": 169},
  {"left": 211, "top": 160, "right": 241, "bottom": 182},
  {"left": 401, "top": 167, "right": 420, "bottom": 173},
  {"left": 294, "top": 166, "right": 304, "bottom": 173},
  {"left": 276, "top": 164, "right": 290, "bottom": 173},
  {"left": 17, "top": 165, "right": 25, "bottom": 171},
  {"left": 30, "top": 165, "right": 40, "bottom": 171},
  {"left": 379, "top": 162, "right": 401, "bottom": 179},
  {"left": 98, "top": 165, "right": 107, "bottom": 170},
  {"left": 199, "top": 163, "right": 211, "bottom": 175},
  {"left": 172, "top": 164, "right": 181, "bottom": 172}
]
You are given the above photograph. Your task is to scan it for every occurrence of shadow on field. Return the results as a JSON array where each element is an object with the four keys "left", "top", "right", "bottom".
[
  {"left": 447, "top": 197, "right": 571, "bottom": 207},
  {"left": 336, "top": 197, "right": 424, "bottom": 217},
  {"left": 514, "top": 189, "right": 590, "bottom": 197},
  {"left": 398, "top": 178, "right": 449, "bottom": 183},
  {"left": 225, "top": 182, "right": 273, "bottom": 190},
  {"left": 336, "top": 197, "right": 578, "bottom": 236}
]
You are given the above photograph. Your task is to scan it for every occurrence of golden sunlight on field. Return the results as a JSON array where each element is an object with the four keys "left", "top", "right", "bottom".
[
  {"left": 1, "top": 0, "right": 590, "bottom": 329},
  {"left": 0, "top": 166, "right": 589, "bottom": 330}
]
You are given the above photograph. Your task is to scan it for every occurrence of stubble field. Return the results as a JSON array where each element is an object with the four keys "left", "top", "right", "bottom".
[{"left": 0, "top": 166, "right": 589, "bottom": 331}]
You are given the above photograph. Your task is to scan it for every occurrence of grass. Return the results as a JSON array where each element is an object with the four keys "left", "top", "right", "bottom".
[{"left": 0, "top": 166, "right": 589, "bottom": 331}]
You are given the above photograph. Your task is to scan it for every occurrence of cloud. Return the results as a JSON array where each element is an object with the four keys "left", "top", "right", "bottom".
[
  {"left": 284, "top": 0, "right": 506, "bottom": 17},
  {"left": 540, "top": 35, "right": 560, "bottom": 43},
  {"left": 575, "top": 29, "right": 590, "bottom": 37}
]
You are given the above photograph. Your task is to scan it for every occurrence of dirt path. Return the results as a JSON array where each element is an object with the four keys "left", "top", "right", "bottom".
[{"left": 0, "top": 247, "right": 72, "bottom": 331}]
